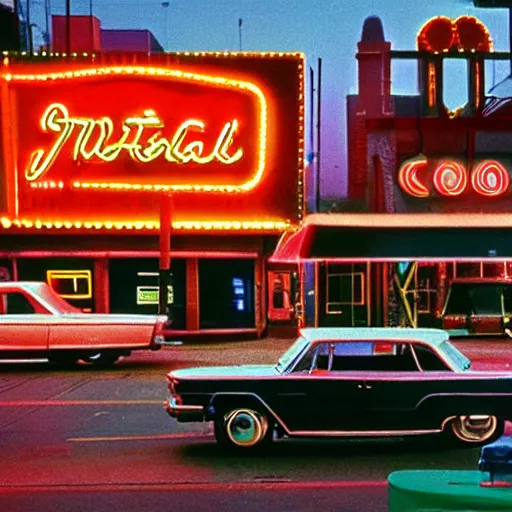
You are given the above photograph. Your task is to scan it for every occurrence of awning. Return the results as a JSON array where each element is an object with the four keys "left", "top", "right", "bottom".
[
  {"left": 268, "top": 224, "right": 315, "bottom": 264},
  {"left": 269, "top": 213, "right": 512, "bottom": 263}
]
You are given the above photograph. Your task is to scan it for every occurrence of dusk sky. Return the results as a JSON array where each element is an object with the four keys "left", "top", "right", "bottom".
[{"left": 28, "top": 0, "right": 512, "bottom": 198}]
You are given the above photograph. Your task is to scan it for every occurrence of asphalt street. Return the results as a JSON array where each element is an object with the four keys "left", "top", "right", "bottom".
[{"left": 0, "top": 336, "right": 510, "bottom": 511}]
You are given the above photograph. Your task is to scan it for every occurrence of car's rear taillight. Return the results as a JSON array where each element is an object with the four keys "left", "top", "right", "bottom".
[{"left": 151, "top": 317, "right": 167, "bottom": 347}]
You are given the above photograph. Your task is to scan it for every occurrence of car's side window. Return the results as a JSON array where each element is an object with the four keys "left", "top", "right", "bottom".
[
  {"left": 291, "top": 343, "right": 330, "bottom": 373},
  {"left": 299, "top": 341, "right": 421, "bottom": 373},
  {"left": 411, "top": 344, "right": 450, "bottom": 371},
  {"left": 292, "top": 346, "right": 318, "bottom": 373},
  {"left": 0, "top": 292, "right": 35, "bottom": 315},
  {"left": 329, "top": 342, "right": 420, "bottom": 372}
]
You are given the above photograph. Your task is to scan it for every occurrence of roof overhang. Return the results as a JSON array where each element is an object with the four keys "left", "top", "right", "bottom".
[{"left": 269, "top": 213, "right": 512, "bottom": 263}]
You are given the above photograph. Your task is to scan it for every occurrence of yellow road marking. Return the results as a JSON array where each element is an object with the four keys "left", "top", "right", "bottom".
[{"left": 67, "top": 432, "right": 213, "bottom": 442}]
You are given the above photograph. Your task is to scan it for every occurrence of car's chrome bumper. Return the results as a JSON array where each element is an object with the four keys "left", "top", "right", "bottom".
[{"left": 165, "top": 396, "right": 204, "bottom": 422}]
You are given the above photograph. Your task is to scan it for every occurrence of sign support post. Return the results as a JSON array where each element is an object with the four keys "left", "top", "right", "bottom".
[{"left": 159, "top": 193, "right": 173, "bottom": 320}]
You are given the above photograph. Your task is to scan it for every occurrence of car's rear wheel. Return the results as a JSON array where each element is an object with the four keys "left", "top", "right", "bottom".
[
  {"left": 214, "top": 407, "right": 273, "bottom": 450},
  {"left": 81, "top": 351, "right": 121, "bottom": 367},
  {"left": 448, "top": 415, "right": 504, "bottom": 446}
]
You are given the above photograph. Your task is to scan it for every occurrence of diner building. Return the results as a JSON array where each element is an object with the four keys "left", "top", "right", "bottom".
[
  {"left": 0, "top": 50, "right": 305, "bottom": 338},
  {"left": 271, "top": 15, "right": 512, "bottom": 333}
]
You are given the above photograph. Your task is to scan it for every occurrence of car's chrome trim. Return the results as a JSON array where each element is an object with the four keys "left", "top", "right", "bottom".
[
  {"left": 441, "top": 416, "right": 457, "bottom": 431},
  {"left": 408, "top": 345, "right": 423, "bottom": 372},
  {"left": 165, "top": 396, "right": 204, "bottom": 416},
  {"left": 210, "top": 392, "right": 290, "bottom": 433},
  {"left": 285, "top": 428, "right": 443, "bottom": 437},
  {"left": 416, "top": 392, "right": 512, "bottom": 409},
  {"left": 209, "top": 392, "right": 447, "bottom": 438},
  {"left": 176, "top": 372, "right": 512, "bottom": 382}
]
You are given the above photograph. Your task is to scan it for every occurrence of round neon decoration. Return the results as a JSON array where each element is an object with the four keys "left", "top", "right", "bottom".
[
  {"left": 398, "top": 158, "right": 510, "bottom": 198},
  {"left": 432, "top": 160, "right": 468, "bottom": 196},
  {"left": 470, "top": 160, "right": 510, "bottom": 197},
  {"left": 417, "top": 15, "right": 493, "bottom": 53}
]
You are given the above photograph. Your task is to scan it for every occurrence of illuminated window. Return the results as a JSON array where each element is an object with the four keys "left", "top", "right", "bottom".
[
  {"left": 46, "top": 270, "right": 92, "bottom": 299},
  {"left": 136, "top": 285, "right": 173, "bottom": 305},
  {"left": 326, "top": 272, "right": 365, "bottom": 314}
]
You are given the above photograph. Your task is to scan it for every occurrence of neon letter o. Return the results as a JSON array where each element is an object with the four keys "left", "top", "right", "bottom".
[
  {"left": 433, "top": 160, "right": 468, "bottom": 196},
  {"left": 471, "top": 160, "right": 510, "bottom": 197}
]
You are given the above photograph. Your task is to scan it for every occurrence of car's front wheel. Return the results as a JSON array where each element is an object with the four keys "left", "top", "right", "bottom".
[
  {"left": 214, "top": 407, "right": 273, "bottom": 450},
  {"left": 448, "top": 415, "right": 504, "bottom": 446}
]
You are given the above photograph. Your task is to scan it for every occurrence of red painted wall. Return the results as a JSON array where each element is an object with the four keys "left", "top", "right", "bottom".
[{"left": 52, "top": 15, "right": 101, "bottom": 53}]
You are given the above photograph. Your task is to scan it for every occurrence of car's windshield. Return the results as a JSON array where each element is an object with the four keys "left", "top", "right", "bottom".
[
  {"left": 33, "top": 284, "right": 82, "bottom": 314},
  {"left": 276, "top": 336, "right": 310, "bottom": 373}
]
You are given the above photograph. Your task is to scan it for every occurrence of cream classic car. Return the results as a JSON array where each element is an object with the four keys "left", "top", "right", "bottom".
[{"left": 0, "top": 281, "right": 168, "bottom": 366}]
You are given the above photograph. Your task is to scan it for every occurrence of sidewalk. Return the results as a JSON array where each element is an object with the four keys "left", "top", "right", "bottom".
[
  {"left": 159, "top": 336, "right": 295, "bottom": 366},
  {"left": 158, "top": 335, "right": 512, "bottom": 369}
]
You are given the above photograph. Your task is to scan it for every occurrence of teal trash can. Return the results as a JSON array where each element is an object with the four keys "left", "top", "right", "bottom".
[{"left": 388, "top": 470, "right": 512, "bottom": 511}]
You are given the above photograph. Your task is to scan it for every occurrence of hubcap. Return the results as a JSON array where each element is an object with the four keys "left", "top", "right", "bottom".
[
  {"left": 225, "top": 409, "right": 268, "bottom": 447},
  {"left": 451, "top": 415, "right": 498, "bottom": 442}
]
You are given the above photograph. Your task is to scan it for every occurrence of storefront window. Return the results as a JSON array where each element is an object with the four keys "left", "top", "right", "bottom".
[
  {"left": 326, "top": 272, "right": 364, "bottom": 314},
  {"left": 109, "top": 258, "right": 186, "bottom": 329},
  {"left": 199, "top": 259, "right": 255, "bottom": 329},
  {"left": 17, "top": 258, "right": 95, "bottom": 312},
  {"left": 47, "top": 270, "right": 92, "bottom": 300}
]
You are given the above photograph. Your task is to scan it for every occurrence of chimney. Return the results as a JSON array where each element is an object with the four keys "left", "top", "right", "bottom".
[{"left": 356, "top": 16, "right": 392, "bottom": 117}]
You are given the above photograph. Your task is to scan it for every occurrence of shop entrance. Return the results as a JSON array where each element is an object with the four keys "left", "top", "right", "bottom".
[
  {"left": 109, "top": 258, "right": 186, "bottom": 329},
  {"left": 198, "top": 259, "right": 255, "bottom": 329}
]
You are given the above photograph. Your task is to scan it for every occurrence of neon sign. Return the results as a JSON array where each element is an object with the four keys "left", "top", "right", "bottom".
[
  {"left": 417, "top": 15, "right": 493, "bottom": 53},
  {"left": 398, "top": 156, "right": 511, "bottom": 198},
  {"left": 26, "top": 103, "right": 243, "bottom": 182},
  {"left": 12, "top": 65, "right": 268, "bottom": 193},
  {"left": 1, "top": 54, "right": 305, "bottom": 230}
]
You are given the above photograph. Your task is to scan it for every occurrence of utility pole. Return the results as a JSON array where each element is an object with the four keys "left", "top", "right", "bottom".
[
  {"left": 65, "top": 0, "right": 71, "bottom": 54},
  {"left": 238, "top": 18, "right": 243, "bottom": 51},
  {"left": 12, "top": 0, "right": 21, "bottom": 50},
  {"left": 309, "top": 65, "right": 315, "bottom": 213},
  {"left": 89, "top": 0, "right": 93, "bottom": 52},
  {"left": 161, "top": 2, "right": 170, "bottom": 50},
  {"left": 159, "top": 193, "right": 173, "bottom": 321},
  {"left": 26, "top": 0, "right": 33, "bottom": 53},
  {"left": 44, "top": 0, "right": 51, "bottom": 49},
  {"left": 316, "top": 57, "right": 322, "bottom": 213}
]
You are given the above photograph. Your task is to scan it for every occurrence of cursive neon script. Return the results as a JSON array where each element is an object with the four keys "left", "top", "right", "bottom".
[{"left": 25, "top": 103, "right": 244, "bottom": 182}]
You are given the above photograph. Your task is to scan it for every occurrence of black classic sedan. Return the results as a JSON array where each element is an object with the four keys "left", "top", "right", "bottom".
[{"left": 165, "top": 328, "right": 512, "bottom": 450}]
